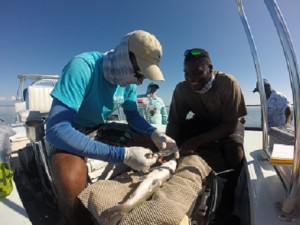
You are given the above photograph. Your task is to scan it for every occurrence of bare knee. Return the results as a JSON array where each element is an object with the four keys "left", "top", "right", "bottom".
[
  {"left": 51, "top": 152, "right": 87, "bottom": 193},
  {"left": 50, "top": 151, "right": 90, "bottom": 224}
]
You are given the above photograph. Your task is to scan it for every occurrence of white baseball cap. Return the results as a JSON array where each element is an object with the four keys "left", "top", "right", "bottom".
[{"left": 128, "top": 30, "right": 164, "bottom": 81}]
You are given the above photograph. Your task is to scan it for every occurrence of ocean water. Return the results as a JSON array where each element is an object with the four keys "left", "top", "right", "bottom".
[
  {"left": 0, "top": 104, "right": 262, "bottom": 128},
  {"left": 244, "top": 105, "right": 261, "bottom": 128},
  {"left": 0, "top": 105, "right": 17, "bottom": 124}
]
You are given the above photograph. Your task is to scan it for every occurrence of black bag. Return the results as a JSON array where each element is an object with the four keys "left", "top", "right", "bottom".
[
  {"left": 94, "top": 122, "right": 157, "bottom": 150},
  {"left": 94, "top": 123, "right": 138, "bottom": 146}
]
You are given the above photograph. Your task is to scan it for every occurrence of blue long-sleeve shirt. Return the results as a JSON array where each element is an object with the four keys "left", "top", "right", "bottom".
[{"left": 46, "top": 52, "right": 156, "bottom": 162}]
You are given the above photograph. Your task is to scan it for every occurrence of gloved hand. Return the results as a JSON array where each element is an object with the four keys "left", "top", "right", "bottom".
[
  {"left": 151, "top": 129, "right": 180, "bottom": 159},
  {"left": 123, "top": 147, "right": 158, "bottom": 171}
]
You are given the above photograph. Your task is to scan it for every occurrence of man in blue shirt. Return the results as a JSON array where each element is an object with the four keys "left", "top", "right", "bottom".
[{"left": 46, "top": 30, "right": 178, "bottom": 225}]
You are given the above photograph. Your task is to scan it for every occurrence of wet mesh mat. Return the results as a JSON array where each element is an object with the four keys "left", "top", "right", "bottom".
[{"left": 79, "top": 155, "right": 212, "bottom": 225}]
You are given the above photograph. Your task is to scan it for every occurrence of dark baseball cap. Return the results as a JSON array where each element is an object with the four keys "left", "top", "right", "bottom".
[
  {"left": 184, "top": 48, "right": 211, "bottom": 64},
  {"left": 148, "top": 82, "right": 159, "bottom": 89},
  {"left": 253, "top": 79, "right": 270, "bottom": 93}
]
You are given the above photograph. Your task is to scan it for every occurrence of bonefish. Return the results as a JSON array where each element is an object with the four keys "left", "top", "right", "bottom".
[{"left": 102, "top": 158, "right": 177, "bottom": 225}]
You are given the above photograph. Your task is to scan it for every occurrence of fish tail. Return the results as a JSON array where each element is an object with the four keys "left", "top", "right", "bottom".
[{"left": 102, "top": 204, "right": 128, "bottom": 225}]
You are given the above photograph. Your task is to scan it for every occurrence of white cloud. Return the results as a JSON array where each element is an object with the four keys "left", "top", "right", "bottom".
[{"left": 0, "top": 96, "right": 16, "bottom": 101}]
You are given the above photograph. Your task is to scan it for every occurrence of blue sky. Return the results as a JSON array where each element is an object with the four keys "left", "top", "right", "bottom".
[{"left": 0, "top": 0, "right": 299, "bottom": 106}]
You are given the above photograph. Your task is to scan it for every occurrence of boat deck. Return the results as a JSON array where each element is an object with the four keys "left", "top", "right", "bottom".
[
  {"left": 1, "top": 127, "right": 299, "bottom": 225},
  {"left": 0, "top": 125, "right": 32, "bottom": 224},
  {"left": 243, "top": 130, "right": 299, "bottom": 225},
  {"left": 0, "top": 179, "right": 32, "bottom": 225}
]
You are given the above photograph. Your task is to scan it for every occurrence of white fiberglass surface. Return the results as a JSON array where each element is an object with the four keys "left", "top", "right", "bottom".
[{"left": 243, "top": 130, "right": 299, "bottom": 225}]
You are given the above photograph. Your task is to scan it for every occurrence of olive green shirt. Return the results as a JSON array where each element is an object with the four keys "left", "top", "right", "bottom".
[{"left": 168, "top": 71, "right": 247, "bottom": 127}]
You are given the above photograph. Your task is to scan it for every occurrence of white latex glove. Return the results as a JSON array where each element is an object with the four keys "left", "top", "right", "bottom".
[
  {"left": 123, "top": 147, "right": 158, "bottom": 171},
  {"left": 151, "top": 129, "right": 180, "bottom": 159}
]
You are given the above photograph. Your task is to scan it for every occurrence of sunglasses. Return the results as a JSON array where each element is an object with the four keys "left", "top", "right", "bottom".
[
  {"left": 184, "top": 48, "right": 206, "bottom": 57},
  {"left": 129, "top": 51, "right": 145, "bottom": 80},
  {"left": 133, "top": 69, "right": 145, "bottom": 80}
]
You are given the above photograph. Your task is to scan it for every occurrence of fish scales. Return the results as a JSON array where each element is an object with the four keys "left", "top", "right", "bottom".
[{"left": 102, "top": 158, "right": 177, "bottom": 225}]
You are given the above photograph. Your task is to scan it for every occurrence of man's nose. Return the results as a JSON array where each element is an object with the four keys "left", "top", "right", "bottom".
[{"left": 188, "top": 76, "right": 199, "bottom": 83}]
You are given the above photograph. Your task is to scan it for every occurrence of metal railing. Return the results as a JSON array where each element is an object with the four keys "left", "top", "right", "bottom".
[
  {"left": 237, "top": 0, "right": 299, "bottom": 221},
  {"left": 237, "top": 0, "right": 269, "bottom": 156}
]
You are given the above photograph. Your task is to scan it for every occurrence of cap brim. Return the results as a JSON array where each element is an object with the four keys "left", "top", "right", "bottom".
[
  {"left": 253, "top": 87, "right": 258, "bottom": 93},
  {"left": 136, "top": 57, "right": 165, "bottom": 81}
]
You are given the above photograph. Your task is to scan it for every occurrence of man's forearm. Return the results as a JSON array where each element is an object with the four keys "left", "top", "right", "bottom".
[{"left": 193, "top": 120, "right": 238, "bottom": 146}]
